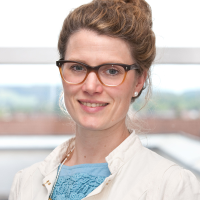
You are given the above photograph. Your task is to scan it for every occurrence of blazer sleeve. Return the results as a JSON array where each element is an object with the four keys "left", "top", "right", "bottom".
[
  {"left": 157, "top": 167, "right": 200, "bottom": 200},
  {"left": 9, "top": 170, "right": 23, "bottom": 200}
]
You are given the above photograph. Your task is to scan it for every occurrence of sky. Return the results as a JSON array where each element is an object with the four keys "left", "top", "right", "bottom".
[{"left": 0, "top": 0, "right": 200, "bottom": 93}]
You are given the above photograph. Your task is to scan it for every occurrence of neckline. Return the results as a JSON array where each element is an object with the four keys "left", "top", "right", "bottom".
[{"left": 62, "top": 162, "right": 108, "bottom": 169}]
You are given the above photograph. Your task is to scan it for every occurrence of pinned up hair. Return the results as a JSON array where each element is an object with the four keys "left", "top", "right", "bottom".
[{"left": 58, "top": 0, "right": 156, "bottom": 102}]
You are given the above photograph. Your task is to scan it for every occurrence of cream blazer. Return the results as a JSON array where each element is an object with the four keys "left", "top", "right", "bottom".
[{"left": 9, "top": 132, "right": 200, "bottom": 200}]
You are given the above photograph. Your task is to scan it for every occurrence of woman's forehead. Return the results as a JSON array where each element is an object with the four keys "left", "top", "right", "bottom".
[{"left": 65, "top": 29, "right": 134, "bottom": 64}]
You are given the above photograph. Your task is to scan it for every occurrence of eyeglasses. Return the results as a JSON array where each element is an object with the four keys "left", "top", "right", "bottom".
[{"left": 56, "top": 59, "right": 141, "bottom": 87}]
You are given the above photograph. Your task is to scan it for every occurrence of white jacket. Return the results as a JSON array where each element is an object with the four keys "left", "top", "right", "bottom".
[{"left": 9, "top": 132, "right": 200, "bottom": 200}]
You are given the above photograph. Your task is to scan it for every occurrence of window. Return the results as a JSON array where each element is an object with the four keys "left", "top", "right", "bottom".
[{"left": 1, "top": 1, "right": 200, "bottom": 198}]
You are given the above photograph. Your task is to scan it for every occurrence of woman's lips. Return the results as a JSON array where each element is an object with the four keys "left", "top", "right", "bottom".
[
  {"left": 79, "top": 101, "right": 108, "bottom": 107},
  {"left": 78, "top": 100, "right": 109, "bottom": 113}
]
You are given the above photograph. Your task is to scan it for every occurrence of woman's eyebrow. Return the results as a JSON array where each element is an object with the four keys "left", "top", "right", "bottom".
[
  {"left": 66, "top": 58, "right": 129, "bottom": 65},
  {"left": 66, "top": 58, "right": 89, "bottom": 64}
]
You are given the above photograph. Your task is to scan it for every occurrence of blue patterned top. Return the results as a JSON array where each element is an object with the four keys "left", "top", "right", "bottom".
[{"left": 51, "top": 163, "right": 111, "bottom": 200}]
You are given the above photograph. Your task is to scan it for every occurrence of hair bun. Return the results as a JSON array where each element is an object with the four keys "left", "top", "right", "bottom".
[
  {"left": 99, "top": 0, "right": 150, "bottom": 12},
  {"left": 123, "top": 0, "right": 134, "bottom": 3},
  {"left": 99, "top": 0, "right": 134, "bottom": 3},
  {"left": 108, "top": 0, "right": 139, "bottom": 4}
]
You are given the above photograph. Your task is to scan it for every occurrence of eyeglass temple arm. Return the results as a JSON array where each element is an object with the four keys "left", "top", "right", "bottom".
[
  {"left": 56, "top": 59, "right": 65, "bottom": 67},
  {"left": 130, "top": 64, "right": 140, "bottom": 69}
]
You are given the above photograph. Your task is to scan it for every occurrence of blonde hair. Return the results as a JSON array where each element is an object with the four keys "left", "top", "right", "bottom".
[{"left": 58, "top": 0, "right": 155, "bottom": 103}]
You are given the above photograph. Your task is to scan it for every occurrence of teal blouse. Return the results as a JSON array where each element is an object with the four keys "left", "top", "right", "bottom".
[{"left": 51, "top": 163, "right": 111, "bottom": 200}]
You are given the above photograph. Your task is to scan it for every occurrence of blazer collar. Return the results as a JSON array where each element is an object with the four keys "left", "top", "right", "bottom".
[
  {"left": 105, "top": 131, "right": 142, "bottom": 174},
  {"left": 39, "top": 131, "right": 142, "bottom": 176},
  {"left": 38, "top": 136, "right": 75, "bottom": 176}
]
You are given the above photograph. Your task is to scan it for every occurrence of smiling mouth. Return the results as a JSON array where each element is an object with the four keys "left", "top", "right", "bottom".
[{"left": 79, "top": 101, "right": 108, "bottom": 107}]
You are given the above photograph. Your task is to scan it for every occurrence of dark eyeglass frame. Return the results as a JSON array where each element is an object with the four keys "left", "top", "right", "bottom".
[{"left": 56, "top": 59, "right": 142, "bottom": 87}]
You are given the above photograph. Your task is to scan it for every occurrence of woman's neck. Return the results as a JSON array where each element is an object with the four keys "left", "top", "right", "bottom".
[{"left": 65, "top": 120, "right": 130, "bottom": 166}]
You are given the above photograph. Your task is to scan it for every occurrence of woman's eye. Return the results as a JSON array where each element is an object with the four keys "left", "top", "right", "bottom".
[
  {"left": 106, "top": 68, "right": 119, "bottom": 75},
  {"left": 71, "top": 65, "right": 84, "bottom": 71}
]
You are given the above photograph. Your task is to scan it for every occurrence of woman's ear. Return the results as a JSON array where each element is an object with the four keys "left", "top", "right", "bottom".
[{"left": 133, "top": 71, "right": 147, "bottom": 97}]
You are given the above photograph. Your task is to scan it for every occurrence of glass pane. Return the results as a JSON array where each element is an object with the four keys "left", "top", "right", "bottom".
[
  {"left": 0, "top": 64, "right": 61, "bottom": 85},
  {"left": 147, "top": 0, "right": 200, "bottom": 47},
  {"left": 151, "top": 64, "right": 200, "bottom": 93},
  {"left": 133, "top": 64, "right": 200, "bottom": 137},
  {"left": 0, "top": 0, "right": 91, "bottom": 47},
  {"left": 0, "top": 64, "right": 75, "bottom": 135},
  {"left": 1, "top": 0, "right": 200, "bottom": 47}
]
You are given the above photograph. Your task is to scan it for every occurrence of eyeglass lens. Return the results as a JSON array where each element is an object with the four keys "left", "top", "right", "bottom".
[{"left": 61, "top": 62, "right": 125, "bottom": 86}]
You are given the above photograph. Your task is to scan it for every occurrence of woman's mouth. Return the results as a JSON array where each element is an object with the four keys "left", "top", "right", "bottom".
[
  {"left": 79, "top": 101, "right": 108, "bottom": 107},
  {"left": 78, "top": 100, "right": 109, "bottom": 113}
]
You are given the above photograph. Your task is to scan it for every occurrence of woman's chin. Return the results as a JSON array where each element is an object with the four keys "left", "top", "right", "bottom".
[
  {"left": 76, "top": 118, "right": 108, "bottom": 132},
  {"left": 79, "top": 122, "right": 103, "bottom": 131}
]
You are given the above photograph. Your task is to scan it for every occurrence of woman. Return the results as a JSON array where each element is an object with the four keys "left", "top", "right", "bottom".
[{"left": 9, "top": 0, "right": 200, "bottom": 199}]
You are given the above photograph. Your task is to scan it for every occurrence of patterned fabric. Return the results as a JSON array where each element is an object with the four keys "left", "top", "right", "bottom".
[{"left": 51, "top": 163, "right": 110, "bottom": 200}]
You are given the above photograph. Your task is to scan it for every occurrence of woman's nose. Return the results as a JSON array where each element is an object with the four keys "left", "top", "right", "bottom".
[{"left": 81, "top": 72, "right": 103, "bottom": 95}]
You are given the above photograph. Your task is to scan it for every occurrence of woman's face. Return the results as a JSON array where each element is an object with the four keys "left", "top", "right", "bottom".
[{"left": 62, "top": 29, "right": 145, "bottom": 131}]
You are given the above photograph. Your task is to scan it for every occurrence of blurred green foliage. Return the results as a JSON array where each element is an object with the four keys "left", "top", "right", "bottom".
[
  {"left": 133, "top": 90, "right": 200, "bottom": 117},
  {"left": 0, "top": 86, "right": 63, "bottom": 116},
  {"left": 0, "top": 86, "right": 200, "bottom": 118}
]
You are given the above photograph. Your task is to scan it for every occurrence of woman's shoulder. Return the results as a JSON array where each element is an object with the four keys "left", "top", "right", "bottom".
[
  {"left": 139, "top": 145, "right": 199, "bottom": 180},
  {"left": 9, "top": 138, "right": 75, "bottom": 200},
  {"left": 9, "top": 162, "right": 42, "bottom": 200},
  {"left": 155, "top": 166, "right": 200, "bottom": 199},
  {"left": 138, "top": 146, "right": 200, "bottom": 199},
  {"left": 120, "top": 140, "right": 200, "bottom": 199},
  {"left": 17, "top": 161, "right": 42, "bottom": 178}
]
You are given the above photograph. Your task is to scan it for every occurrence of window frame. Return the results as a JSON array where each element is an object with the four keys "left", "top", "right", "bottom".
[{"left": 0, "top": 47, "right": 200, "bottom": 64}]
